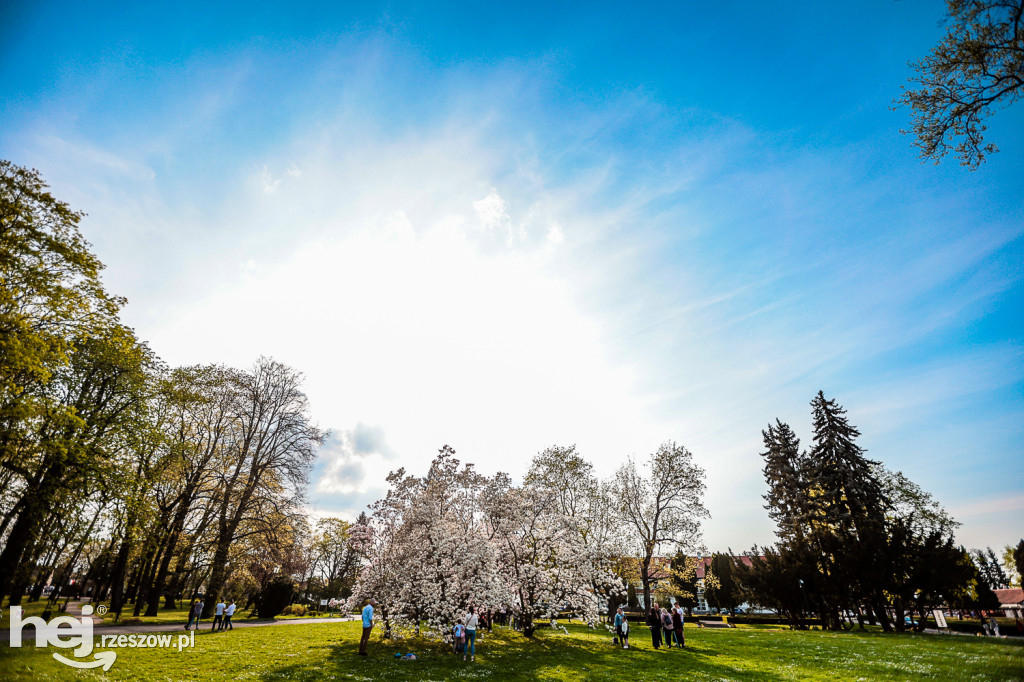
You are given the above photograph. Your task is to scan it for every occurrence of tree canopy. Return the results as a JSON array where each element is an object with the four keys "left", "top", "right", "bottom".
[{"left": 896, "top": 0, "right": 1024, "bottom": 169}]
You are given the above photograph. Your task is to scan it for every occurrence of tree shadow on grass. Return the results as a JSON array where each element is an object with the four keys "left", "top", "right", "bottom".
[{"left": 256, "top": 624, "right": 793, "bottom": 682}]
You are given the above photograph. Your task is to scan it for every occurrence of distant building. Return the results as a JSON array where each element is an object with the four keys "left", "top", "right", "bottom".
[{"left": 994, "top": 588, "right": 1024, "bottom": 618}]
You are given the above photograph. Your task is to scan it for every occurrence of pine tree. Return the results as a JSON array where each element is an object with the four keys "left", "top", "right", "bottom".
[
  {"left": 805, "top": 391, "right": 886, "bottom": 535},
  {"left": 761, "top": 420, "right": 808, "bottom": 542},
  {"left": 801, "top": 392, "right": 889, "bottom": 630},
  {"left": 704, "top": 553, "right": 741, "bottom": 614}
]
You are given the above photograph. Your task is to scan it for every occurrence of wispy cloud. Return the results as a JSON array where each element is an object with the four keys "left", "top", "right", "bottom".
[{"left": 5, "top": 28, "right": 1021, "bottom": 552}]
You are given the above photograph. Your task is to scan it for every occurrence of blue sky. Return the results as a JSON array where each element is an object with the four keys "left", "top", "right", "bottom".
[{"left": 2, "top": 0, "right": 1021, "bottom": 551}]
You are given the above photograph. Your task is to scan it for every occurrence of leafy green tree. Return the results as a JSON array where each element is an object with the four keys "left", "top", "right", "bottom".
[
  {"left": 255, "top": 574, "right": 296, "bottom": 618},
  {"left": 875, "top": 465, "right": 960, "bottom": 536},
  {"left": 0, "top": 160, "right": 126, "bottom": 595},
  {"left": 734, "top": 545, "right": 814, "bottom": 629},
  {"left": 0, "top": 323, "right": 154, "bottom": 602},
  {"left": 973, "top": 547, "right": 1010, "bottom": 589},
  {"left": 308, "top": 517, "right": 359, "bottom": 601},
  {"left": 895, "top": 0, "right": 1024, "bottom": 168},
  {"left": 1012, "top": 540, "right": 1024, "bottom": 587}
]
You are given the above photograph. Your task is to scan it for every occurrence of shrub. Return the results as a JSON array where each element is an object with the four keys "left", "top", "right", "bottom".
[{"left": 255, "top": 576, "right": 295, "bottom": 618}]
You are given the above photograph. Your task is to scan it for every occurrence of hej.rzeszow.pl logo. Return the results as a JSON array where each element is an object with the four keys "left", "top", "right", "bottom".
[{"left": 4, "top": 604, "right": 195, "bottom": 670}]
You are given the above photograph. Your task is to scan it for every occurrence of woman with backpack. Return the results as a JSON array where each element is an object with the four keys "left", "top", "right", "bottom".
[{"left": 660, "top": 607, "right": 675, "bottom": 647}]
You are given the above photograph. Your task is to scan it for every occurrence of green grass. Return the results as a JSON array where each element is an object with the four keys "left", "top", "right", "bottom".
[
  {"left": 1, "top": 619, "right": 1021, "bottom": 681},
  {"left": 1, "top": 598, "right": 54, "bottom": 620},
  {"left": 89, "top": 602, "right": 263, "bottom": 627},
  {"left": 0, "top": 597, "right": 274, "bottom": 629}
]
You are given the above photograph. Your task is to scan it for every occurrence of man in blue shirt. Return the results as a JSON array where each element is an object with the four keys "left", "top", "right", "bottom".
[{"left": 359, "top": 599, "right": 376, "bottom": 656}]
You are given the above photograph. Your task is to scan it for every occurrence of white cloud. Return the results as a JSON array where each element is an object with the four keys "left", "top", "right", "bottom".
[
  {"left": 14, "top": 43, "right": 1021, "bottom": 551},
  {"left": 260, "top": 165, "right": 281, "bottom": 194},
  {"left": 547, "top": 222, "right": 564, "bottom": 245}
]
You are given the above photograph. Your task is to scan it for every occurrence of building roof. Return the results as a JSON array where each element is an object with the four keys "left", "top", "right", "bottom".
[
  {"left": 694, "top": 555, "right": 758, "bottom": 579},
  {"left": 994, "top": 588, "right": 1024, "bottom": 606}
]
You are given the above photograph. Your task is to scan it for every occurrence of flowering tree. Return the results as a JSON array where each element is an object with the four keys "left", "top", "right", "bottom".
[
  {"left": 485, "top": 472, "right": 615, "bottom": 636},
  {"left": 613, "top": 441, "right": 708, "bottom": 609},
  {"left": 525, "top": 445, "right": 627, "bottom": 619},
  {"left": 348, "top": 496, "right": 406, "bottom": 638},
  {"left": 394, "top": 447, "right": 502, "bottom": 636},
  {"left": 348, "top": 446, "right": 505, "bottom": 639}
]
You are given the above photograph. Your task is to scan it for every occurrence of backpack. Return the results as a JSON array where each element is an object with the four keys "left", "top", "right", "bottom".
[{"left": 662, "top": 613, "right": 673, "bottom": 628}]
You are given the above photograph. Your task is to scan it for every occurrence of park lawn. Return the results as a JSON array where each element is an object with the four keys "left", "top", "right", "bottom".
[
  {"left": 0, "top": 598, "right": 264, "bottom": 628},
  {"left": 84, "top": 601, "right": 261, "bottom": 627},
  {"left": 1, "top": 620, "right": 1021, "bottom": 681},
  {"left": 1, "top": 598, "right": 54, "bottom": 620}
]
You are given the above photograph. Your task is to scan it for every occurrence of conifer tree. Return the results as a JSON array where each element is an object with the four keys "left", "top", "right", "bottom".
[
  {"left": 761, "top": 420, "right": 808, "bottom": 542},
  {"left": 805, "top": 391, "right": 886, "bottom": 535}
]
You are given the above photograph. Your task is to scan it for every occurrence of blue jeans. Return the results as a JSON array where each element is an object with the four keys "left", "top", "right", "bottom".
[{"left": 466, "top": 630, "right": 476, "bottom": 656}]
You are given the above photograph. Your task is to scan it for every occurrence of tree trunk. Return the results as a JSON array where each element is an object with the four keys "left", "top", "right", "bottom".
[
  {"left": 133, "top": 546, "right": 162, "bottom": 617},
  {"left": 149, "top": 491, "right": 194, "bottom": 614},
  {"left": 107, "top": 538, "right": 133, "bottom": 618},
  {"left": 202, "top": 540, "right": 231, "bottom": 618},
  {"left": 871, "top": 596, "right": 892, "bottom": 633},
  {"left": 0, "top": 461, "right": 62, "bottom": 599},
  {"left": 640, "top": 560, "right": 652, "bottom": 612}
]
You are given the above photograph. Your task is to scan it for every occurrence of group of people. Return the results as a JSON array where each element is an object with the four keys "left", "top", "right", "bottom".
[
  {"left": 980, "top": 613, "right": 1002, "bottom": 637},
  {"left": 651, "top": 602, "right": 686, "bottom": 649},
  {"left": 613, "top": 602, "right": 686, "bottom": 650},
  {"left": 184, "top": 598, "right": 237, "bottom": 631}
]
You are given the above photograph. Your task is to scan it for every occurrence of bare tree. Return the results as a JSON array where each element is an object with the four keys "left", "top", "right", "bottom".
[
  {"left": 895, "top": 0, "right": 1024, "bottom": 168},
  {"left": 613, "top": 441, "right": 708, "bottom": 610},
  {"left": 202, "top": 357, "right": 325, "bottom": 617}
]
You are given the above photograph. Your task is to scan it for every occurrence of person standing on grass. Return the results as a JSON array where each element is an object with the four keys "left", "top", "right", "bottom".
[
  {"left": 185, "top": 599, "right": 198, "bottom": 630},
  {"left": 615, "top": 607, "right": 632, "bottom": 649},
  {"left": 212, "top": 599, "right": 226, "bottom": 631},
  {"left": 193, "top": 599, "right": 205, "bottom": 630},
  {"left": 358, "top": 599, "right": 375, "bottom": 656},
  {"left": 648, "top": 603, "right": 662, "bottom": 649},
  {"left": 660, "top": 607, "right": 675, "bottom": 647},
  {"left": 463, "top": 606, "right": 479, "bottom": 661},
  {"left": 223, "top": 600, "right": 236, "bottom": 630},
  {"left": 452, "top": 621, "right": 465, "bottom": 655},
  {"left": 672, "top": 602, "right": 685, "bottom": 648}
]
